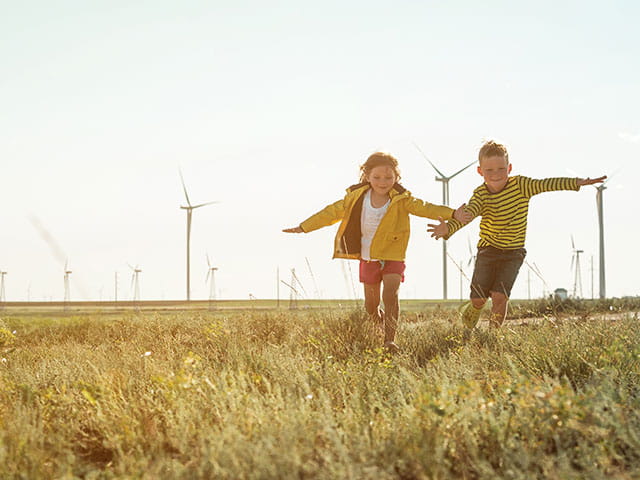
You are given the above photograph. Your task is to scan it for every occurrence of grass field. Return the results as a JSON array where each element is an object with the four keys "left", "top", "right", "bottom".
[{"left": 1, "top": 301, "right": 639, "bottom": 479}]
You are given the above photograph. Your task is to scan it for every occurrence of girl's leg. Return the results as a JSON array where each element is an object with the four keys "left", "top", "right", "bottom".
[
  {"left": 363, "top": 282, "right": 383, "bottom": 327},
  {"left": 381, "top": 273, "right": 402, "bottom": 345}
]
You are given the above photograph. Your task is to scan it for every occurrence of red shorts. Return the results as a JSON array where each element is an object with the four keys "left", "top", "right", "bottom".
[{"left": 359, "top": 260, "right": 406, "bottom": 284}]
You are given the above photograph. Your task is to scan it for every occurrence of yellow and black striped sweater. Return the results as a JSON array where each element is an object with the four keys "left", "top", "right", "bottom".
[{"left": 445, "top": 175, "right": 579, "bottom": 249}]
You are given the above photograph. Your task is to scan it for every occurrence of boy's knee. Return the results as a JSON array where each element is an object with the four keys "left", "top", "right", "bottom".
[
  {"left": 471, "top": 297, "right": 487, "bottom": 309},
  {"left": 490, "top": 291, "right": 508, "bottom": 305}
]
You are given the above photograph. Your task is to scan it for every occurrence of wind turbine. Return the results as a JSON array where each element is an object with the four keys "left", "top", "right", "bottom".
[
  {"left": 595, "top": 181, "right": 607, "bottom": 299},
  {"left": 179, "top": 169, "right": 219, "bottom": 301},
  {"left": 0, "top": 270, "right": 6, "bottom": 307},
  {"left": 568, "top": 168, "right": 616, "bottom": 300},
  {"left": 128, "top": 264, "right": 141, "bottom": 303},
  {"left": 570, "top": 236, "right": 583, "bottom": 299},
  {"left": 414, "top": 143, "right": 476, "bottom": 299},
  {"left": 446, "top": 252, "right": 468, "bottom": 301},
  {"left": 206, "top": 254, "right": 218, "bottom": 305},
  {"left": 63, "top": 260, "right": 72, "bottom": 304},
  {"left": 281, "top": 268, "right": 306, "bottom": 310}
]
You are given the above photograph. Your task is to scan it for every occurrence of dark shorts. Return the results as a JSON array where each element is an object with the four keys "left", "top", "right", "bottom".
[
  {"left": 470, "top": 246, "right": 526, "bottom": 299},
  {"left": 359, "top": 260, "right": 406, "bottom": 284}
]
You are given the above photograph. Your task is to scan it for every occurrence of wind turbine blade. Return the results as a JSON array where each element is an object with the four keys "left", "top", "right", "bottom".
[
  {"left": 413, "top": 142, "right": 446, "bottom": 178},
  {"left": 206, "top": 253, "right": 211, "bottom": 268},
  {"left": 448, "top": 160, "right": 477, "bottom": 180},
  {"left": 571, "top": 235, "right": 575, "bottom": 250},
  {"left": 127, "top": 263, "right": 135, "bottom": 271},
  {"left": 291, "top": 270, "right": 307, "bottom": 297},
  {"left": 206, "top": 269, "right": 210, "bottom": 283},
  {"left": 192, "top": 201, "right": 220, "bottom": 209},
  {"left": 570, "top": 254, "right": 575, "bottom": 272},
  {"left": 532, "top": 262, "right": 544, "bottom": 277},
  {"left": 525, "top": 260, "right": 548, "bottom": 285},
  {"left": 179, "top": 169, "right": 192, "bottom": 207},
  {"left": 280, "top": 280, "right": 301, "bottom": 296}
]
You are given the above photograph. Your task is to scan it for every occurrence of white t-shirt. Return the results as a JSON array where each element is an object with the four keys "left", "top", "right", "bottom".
[{"left": 360, "top": 190, "right": 390, "bottom": 261}]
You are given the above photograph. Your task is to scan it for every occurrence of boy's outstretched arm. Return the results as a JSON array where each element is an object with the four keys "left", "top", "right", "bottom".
[
  {"left": 427, "top": 217, "right": 448, "bottom": 239},
  {"left": 577, "top": 175, "right": 607, "bottom": 187},
  {"left": 282, "top": 226, "right": 304, "bottom": 233}
]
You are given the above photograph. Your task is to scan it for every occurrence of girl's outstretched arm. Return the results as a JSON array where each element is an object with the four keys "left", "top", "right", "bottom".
[
  {"left": 427, "top": 217, "right": 448, "bottom": 239},
  {"left": 282, "top": 226, "right": 304, "bottom": 233},
  {"left": 453, "top": 203, "right": 473, "bottom": 224}
]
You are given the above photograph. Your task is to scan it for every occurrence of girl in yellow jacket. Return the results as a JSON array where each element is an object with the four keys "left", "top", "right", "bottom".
[{"left": 283, "top": 152, "right": 471, "bottom": 352}]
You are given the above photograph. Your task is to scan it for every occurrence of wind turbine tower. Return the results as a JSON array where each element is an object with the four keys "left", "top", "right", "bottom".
[
  {"left": 179, "top": 170, "right": 219, "bottom": 301},
  {"left": 129, "top": 264, "right": 142, "bottom": 303},
  {"left": 595, "top": 183, "right": 606, "bottom": 299},
  {"left": 570, "top": 237, "right": 583, "bottom": 299},
  {"left": 414, "top": 143, "right": 476, "bottom": 299},
  {"left": 206, "top": 255, "right": 218, "bottom": 306},
  {"left": 64, "top": 261, "right": 72, "bottom": 304},
  {"left": 0, "top": 270, "right": 6, "bottom": 308}
]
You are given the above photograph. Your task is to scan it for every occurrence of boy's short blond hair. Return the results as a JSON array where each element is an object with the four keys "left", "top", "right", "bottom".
[{"left": 478, "top": 140, "right": 509, "bottom": 164}]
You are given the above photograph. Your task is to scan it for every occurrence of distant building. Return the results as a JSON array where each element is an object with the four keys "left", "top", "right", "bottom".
[{"left": 554, "top": 288, "right": 568, "bottom": 301}]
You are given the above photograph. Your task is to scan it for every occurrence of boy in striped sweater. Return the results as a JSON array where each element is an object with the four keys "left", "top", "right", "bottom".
[{"left": 427, "top": 140, "right": 606, "bottom": 328}]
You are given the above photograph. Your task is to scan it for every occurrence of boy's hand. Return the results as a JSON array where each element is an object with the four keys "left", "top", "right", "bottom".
[
  {"left": 282, "top": 226, "right": 303, "bottom": 233},
  {"left": 427, "top": 217, "right": 448, "bottom": 239},
  {"left": 577, "top": 175, "right": 607, "bottom": 186},
  {"left": 453, "top": 203, "right": 473, "bottom": 224}
]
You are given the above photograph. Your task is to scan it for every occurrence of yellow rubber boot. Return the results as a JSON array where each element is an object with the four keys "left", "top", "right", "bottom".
[{"left": 459, "top": 302, "right": 483, "bottom": 329}]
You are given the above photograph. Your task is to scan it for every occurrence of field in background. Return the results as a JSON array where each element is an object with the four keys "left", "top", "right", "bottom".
[
  {"left": 2, "top": 295, "right": 638, "bottom": 316},
  {"left": 1, "top": 302, "right": 639, "bottom": 478}
]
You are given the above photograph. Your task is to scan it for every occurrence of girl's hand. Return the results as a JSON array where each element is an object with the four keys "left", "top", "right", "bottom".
[
  {"left": 453, "top": 203, "right": 473, "bottom": 224},
  {"left": 427, "top": 217, "right": 448, "bottom": 239},
  {"left": 282, "top": 226, "right": 303, "bottom": 233},
  {"left": 577, "top": 175, "right": 607, "bottom": 186}
]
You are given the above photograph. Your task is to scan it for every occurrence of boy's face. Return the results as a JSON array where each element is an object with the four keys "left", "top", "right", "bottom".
[
  {"left": 367, "top": 165, "right": 397, "bottom": 197},
  {"left": 478, "top": 155, "right": 512, "bottom": 193}
]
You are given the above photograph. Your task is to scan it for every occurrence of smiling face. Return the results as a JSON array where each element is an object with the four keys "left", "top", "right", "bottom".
[
  {"left": 478, "top": 154, "right": 512, "bottom": 193},
  {"left": 366, "top": 165, "right": 397, "bottom": 197}
]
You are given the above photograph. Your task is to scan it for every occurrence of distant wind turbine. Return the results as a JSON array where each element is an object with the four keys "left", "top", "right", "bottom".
[
  {"left": 128, "top": 263, "right": 141, "bottom": 302},
  {"left": 414, "top": 143, "right": 476, "bottom": 299},
  {"left": 206, "top": 254, "right": 218, "bottom": 304},
  {"left": 64, "top": 260, "right": 72, "bottom": 304},
  {"left": 179, "top": 169, "right": 219, "bottom": 301},
  {"left": 568, "top": 168, "right": 617, "bottom": 300},
  {"left": 281, "top": 268, "right": 305, "bottom": 309},
  {"left": 570, "top": 236, "right": 583, "bottom": 299},
  {"left": 62, "top": 260, "right": 73, "bottom": 311},
  {"left": 590, "top": 172, "right": 621, "bottom": 299},
  {"left": 0, "top": 270, "right": 6, "bottom": 307},
  {"left": 595, "top": 181, "right": 607, "bottom": 299}
]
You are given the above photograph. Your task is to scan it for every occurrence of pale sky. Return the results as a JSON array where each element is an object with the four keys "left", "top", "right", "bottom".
[{"left": 2, "top": 1, "right": 638, "bottom": 302}]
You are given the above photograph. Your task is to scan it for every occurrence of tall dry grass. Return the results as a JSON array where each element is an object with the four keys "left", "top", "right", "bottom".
[{"left": 0, "top": 307, "right": 638, "bottom": 479}]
